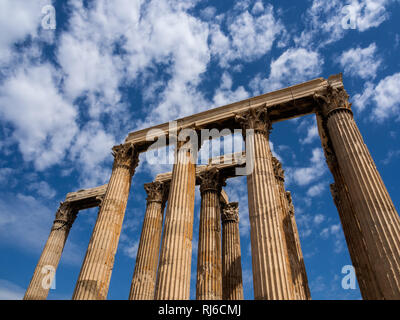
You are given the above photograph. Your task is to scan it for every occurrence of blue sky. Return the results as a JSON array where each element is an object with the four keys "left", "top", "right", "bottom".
[{"left": 0, "top": 0, "right": 399, "bottom": 300}]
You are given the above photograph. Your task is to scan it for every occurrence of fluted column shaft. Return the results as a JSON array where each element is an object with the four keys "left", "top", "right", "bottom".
[
  {"left": 24, "top": 203, "right": 77, "bottom": 300},
  {"left": 221, "top": 202, "right": 244, "bottom": 300},
  {"left": 317, "top": 112, "right": 382, "bottom": 299},
  {"left": 237, "top": 107, "right": 293, "bottom": 300},
  {"left": 73, "top": 144, "right": 139, "bottom": 300},
  {"left": 196, "top": 169, "right": 224, "bottom": 300},
  {"left": 129, "top": 182, "right": 169, "bottom": 300},
  {"left": 316, "top": 87, "right": 400, "bottom": 299},
  {"left": 155, "top": 141, "right": 197, "bottom": 300},
  {"left": 285, "top": 192, "right": 311, "bottom": 300},
  {"left": 272, "top": 157, "right": 310, "bottom": 300}
]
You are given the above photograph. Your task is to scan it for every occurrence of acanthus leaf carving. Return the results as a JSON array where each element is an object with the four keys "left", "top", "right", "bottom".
[{"left": 234, "top": 104, "right": 271, "bottom": 137}]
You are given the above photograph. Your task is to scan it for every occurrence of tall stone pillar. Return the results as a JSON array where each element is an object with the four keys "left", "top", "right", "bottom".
[
  {"left": 73, "top": 143, "right": 139, "bottom": 300},
  {"left": 196, "top": 169, "right": 225, "bottom": 300},
  {"left": 236, "top": 107, "right": 293, "bottom": 300},
  {"left": 315, "top": 86, "right": 400, "bottom": 299},
  {"left": 286, "top": 192, "right": 311, "bottom": 300},
  {"left": 316, "top": 111, "right": 384, "bottom": 299},
  {"left": 129, "top": 181, "right": 169, "bottom": 300},
  {"left": 272, "top": 157, "right": 310, "bottom": 300},
  {"left": 24, "top": 202, "right": 78, "bottom": 300},
  {"left": 272, "top": 157, "right": 295, "bottom": 299},
  {"left": 221, "top": 202, "right": 244, "bottom": 300},
  {"left": 154, "top": 139, "right": 197, "bottom": 300}
]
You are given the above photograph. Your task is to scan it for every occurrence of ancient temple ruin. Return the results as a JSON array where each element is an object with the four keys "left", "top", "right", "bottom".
[{"left": 24, "top": 74, "right": 400, "bottom": 300}]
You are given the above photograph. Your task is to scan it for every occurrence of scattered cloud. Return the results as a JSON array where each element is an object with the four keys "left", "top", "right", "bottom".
[
  {"left": 28, "top": 181, "right": 57, "bottom": 199},
  {"left": 338, "top": 43, "right": 382, "bottom": 79},
  {"left": 0, "top": 64, "right": 78, "bottom": 171},
  {"left": 286, "top": 148, "right": 327, "bottom": 187},
  {"left": 307, "top": 182, "right": 326, "bottom": 197}
]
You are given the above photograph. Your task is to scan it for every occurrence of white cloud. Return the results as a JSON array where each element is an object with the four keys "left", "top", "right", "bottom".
[
  {"left": 123, "top": 240, "right": 139, "bottom": 259},
  {"left": 353, "top": 72, "right": 400, "bottom": 121},
  {"left": 0, "top": 193, "right": 81, "bottom": 264},
  {"left": 296, "top": 0, "right": 397, "bottom": 47},
  {"left": 287, "top": 148, "right": 326, "bottom": 187},
  {"left": 300, "top": 122, "right": 319, "bottom": 145},
  {"left": 313, "top": 214, "right": 325, "bottom": 225},
  {"left": 338, "top": 43, "right": 382, "bottom": 79},
  {"left": 250, "top": 48, "right": 323, "bottom": 94},
  {"left": 210, "top": 4, "right": 284, "bottom": 67},
  {"left": 68, "top": 121, "right": 116, "bottom": 187},
  {"left": 0, "top": 64, "right": 78, "bottom": 170},
  {"left": 307, "top": 182, "right": 326, "bottom": 197}
]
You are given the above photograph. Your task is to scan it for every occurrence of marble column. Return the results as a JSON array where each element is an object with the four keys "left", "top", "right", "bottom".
[
  {"left": 73, "top": 143, "right": 139, "bottom": 300},
  {"left": 272, "top": 157, "right": 296, "bottom": 299},
  {"left": 129, "top": 181, "right": 169, "bottom": 300},
  {"left": 315, "top": 86, "right": 400, "bottom": 299},
  {"left": 286, "top": 192, "right": 311, "bottom": 300},
  {"left": 316, "top": 111, "right": 383, "bottom": 299},
  {"left": 196, "top": 169, "right": 225, "bottom": 300},
  {"left": 154, "top": 140, "right": 197, "bottom": 300},
  {"left": 236, "top": 106, "right": 293, "bottom": 300},
  {"left": 272, "top": 157, "right": 310, "bottom": 300},
  {"left": 24, "top": 202, "right": 78, "bottom": 300},
  {"left": 221, "top": 202, "right": 244, "bottom": 300}
]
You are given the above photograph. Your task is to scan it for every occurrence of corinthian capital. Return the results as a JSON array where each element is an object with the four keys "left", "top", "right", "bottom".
[
  {"left": 272, "top": 156, "right": 285, "bottom": 182},
  {"left": 112, "top": 143, "right": 140, "bottom": 175},
  {"left": 221, "top": 202, "right": 239, "bottom": 223},
  {"left": 235, "top": 105, "right": 271, "bottom": 136},
  {"left": 314, "top": 86, "right": 352, "bottom": 119},
  {"left": 199, "top": 168, "right": 226, "bottom": 194},
  {"left": 144, "top": 181, "right": 169, "bottom": 204},
  {"left": 53, "top": 202, "right": 78, "bottom": 230}
]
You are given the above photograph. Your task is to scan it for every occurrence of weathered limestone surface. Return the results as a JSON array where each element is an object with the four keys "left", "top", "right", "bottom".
[
  {"left": 24, "top": 203, "right": 78, "bottom": 300},
  {"left": 237, "top": 107, "right": 293, "bottom": 300},
  {"left": 73, "top": 144, "right": 139, "bottom": 300},
  {"left": 221, "top": 202, "right": 244, "bottom": 300},
  {"left": 285, "top": 192, "right": 311, "bottom": 300},
  {"left": 196, "top": 169, "right": 225, "bottom": 300},
  {"left": 315, "top": 86, "right": 400, "bottom": 299},
  {"left": 129, "top": 181, "right": 169, "bottom": 300},
  {"left": 272, "top": 157, "right": 310, "bottom": 300},
  {"left": 154, "top": 141, "right": 197, "bottom": 300}
]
